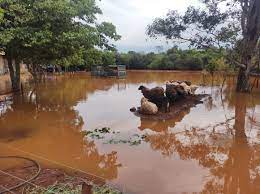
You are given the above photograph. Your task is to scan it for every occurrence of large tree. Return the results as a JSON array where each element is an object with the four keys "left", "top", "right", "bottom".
[
  {"left": 0, "top": 0, "right": 120, "bottom": 91},
  {"left": 147, "top": 0, "right": 260, "bottom": 92}
]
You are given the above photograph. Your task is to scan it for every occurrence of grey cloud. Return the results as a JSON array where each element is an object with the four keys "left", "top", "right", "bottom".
[{"left": 97, "top": 0, "right": 195, "bottom": 52}]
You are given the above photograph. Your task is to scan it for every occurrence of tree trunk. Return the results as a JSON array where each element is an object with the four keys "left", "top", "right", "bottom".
[
  {"left": 236, "top": 67, "right": 250, "bottom": 92},
  {"left": 7, "top": 56, "right": 21, "bottom": 92},
  {"left": 236, "top": 0, "right": 260, "bottom": 93},
  {"left": 27, "top": 64, "right": 45, "bottom": 84}
]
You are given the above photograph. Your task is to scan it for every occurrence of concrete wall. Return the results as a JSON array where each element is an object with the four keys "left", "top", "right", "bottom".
[
  {"left": 0, "top": 55, "right": 28, "bottom": 75},
  {"left": 0, "top": 55, "right": 8, "bottom": 75}
]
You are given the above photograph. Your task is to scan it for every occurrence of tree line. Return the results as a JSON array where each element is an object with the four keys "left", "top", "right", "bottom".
[
  {"left": 67, "top": 46, "right": 229, "bottom": 73},
  {"left": 79, "top": 46, "right": 238, "bottom": 76},
  {"left": 115, "top": 47, "right": 228, "bottom": 71}
]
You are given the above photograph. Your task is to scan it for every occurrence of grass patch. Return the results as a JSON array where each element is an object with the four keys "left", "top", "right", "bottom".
[{"left": 24, "top": 183, "right": 123, "bottom": 194}]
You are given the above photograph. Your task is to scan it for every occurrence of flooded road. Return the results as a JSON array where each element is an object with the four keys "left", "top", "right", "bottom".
[{"left": 1, "top": 71, "right": 260, "bottom": 193}]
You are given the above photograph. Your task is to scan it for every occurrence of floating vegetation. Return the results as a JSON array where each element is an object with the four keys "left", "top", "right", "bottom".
[
  {"left": 82, "top": 128, "right": 147, "bottom": 146},
  {"left": 105, "top": 139, "right": 142, "bottom": 146},
  {"left": 82, "top": 127, "right": 118, "bottom": 140},
  {"left": 104, "top": 134, "right": 147, "bottom": 146}
]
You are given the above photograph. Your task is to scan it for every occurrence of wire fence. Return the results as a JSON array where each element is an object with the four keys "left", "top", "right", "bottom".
[{"left": 0, "top": 142, "right": 125, "bottom": 194}]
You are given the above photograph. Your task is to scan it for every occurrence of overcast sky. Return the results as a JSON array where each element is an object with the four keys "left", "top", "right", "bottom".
[{"left": 97, "top": 0, "right": 199, "bottom": 53}]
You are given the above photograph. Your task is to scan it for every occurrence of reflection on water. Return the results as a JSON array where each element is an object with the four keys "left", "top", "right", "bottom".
[
  {"left": 145, "top": 94, "right": 260, "bottom": 193},
  {"left": 0, "top": 72, "right": 260, "bottom": 193}
]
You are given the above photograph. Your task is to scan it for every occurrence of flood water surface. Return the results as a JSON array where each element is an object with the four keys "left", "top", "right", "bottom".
[{"left": 1, "top": 71, "right": 260, "bottom": 193}]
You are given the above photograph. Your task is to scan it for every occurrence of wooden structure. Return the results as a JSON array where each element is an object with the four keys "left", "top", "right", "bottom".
[{"left": 91, "top": 65, "right": 126, "bottom": 78}]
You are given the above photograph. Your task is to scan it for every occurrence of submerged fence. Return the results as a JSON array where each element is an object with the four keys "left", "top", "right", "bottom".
[{"left": 91, "top": 65, "right": 126, "bottom": 78}]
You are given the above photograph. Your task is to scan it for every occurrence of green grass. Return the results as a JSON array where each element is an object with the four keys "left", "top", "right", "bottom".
[{"left": 24, "top": 183, "right": 123, "bottom": 194}]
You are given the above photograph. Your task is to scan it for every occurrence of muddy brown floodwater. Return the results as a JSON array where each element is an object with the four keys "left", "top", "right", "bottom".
[{"left": 0, "top": 71, "right": 260, "bottom": 194}]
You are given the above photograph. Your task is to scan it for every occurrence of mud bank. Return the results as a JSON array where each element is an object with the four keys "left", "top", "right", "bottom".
[{"left": 133, "top": 94, "right": 209, "bottom": 120}]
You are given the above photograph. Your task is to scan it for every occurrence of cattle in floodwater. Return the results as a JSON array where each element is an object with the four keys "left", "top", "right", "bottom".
[
  {"left": 138, "top": 86, "right": 169, "bottom": 113},
  {"left": 166, "top": 81, "right": 199, "bottom": 103},
  {"left": 140, "top": 97, "right": 158, "bottom": 115}
]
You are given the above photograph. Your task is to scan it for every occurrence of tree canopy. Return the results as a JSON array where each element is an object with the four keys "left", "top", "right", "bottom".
[
  {"left": 147, "top": 0, "right": 240, "bottom": 49},
  {"left": 147, "top": 0, "right": 260, "bottom": 92},
  {"left": 83, "top": 49, "right": 116, "bottom": 69},
  {"left": 0, "top": 0, "right": 120, "bottom": 88}
]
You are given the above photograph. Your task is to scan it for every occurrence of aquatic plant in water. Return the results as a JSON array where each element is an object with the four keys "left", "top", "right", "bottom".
[{"left": 82, "top": 128, "right": 147, "bottom": 146}]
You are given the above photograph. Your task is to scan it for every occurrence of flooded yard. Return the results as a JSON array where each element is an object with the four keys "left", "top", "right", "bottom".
[{"left": 1, "top": 71, "right": 260, "bottom": 194}]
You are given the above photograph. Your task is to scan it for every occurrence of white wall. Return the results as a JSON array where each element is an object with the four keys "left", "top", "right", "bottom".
[{"left": 0, "top": 55, "right": 7, "bottom": 75}]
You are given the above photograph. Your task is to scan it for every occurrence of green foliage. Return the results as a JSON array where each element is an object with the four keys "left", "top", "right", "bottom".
[
  {"left": 146, "top": 0, "right": 260, "bottom": 93},
  {"left": 25, "top": 183, "right": 123, "bottom": 194},
  {"left": 56, "top": 49, "right": 85, "bottom": 68},
  {"left": 115, "top": 47, "right": 229, "bottom": 71},
  {"left": 116, "top": 51, "right": 152, "bottom": 69},
  {"left": 84, "top": 48, "right": 103, "bottom": 68},
  {"left": 102, "top": 51, "right": 116, "bottom": 66},
  {"left": 25, "top": 183, "right": 82, "bottom": 194},
  {"left": 83, "top": 49, "right": 116, "bottom": 69},
  {"left": 201, "top": 48, "right": 232, "bottom": 74},
  {"left": 147, "top": 1, "right": 240, "bottom": 50},
  {"left": 97, "top": 22, "right": 121, "bottom": 50},
  {"left": 116, "top": 53, "right": 131, "bottom": 67},
  {"left": 0, "top": 0, "right": 120, "bottom": 74},
  {"left": 93, "top": 185, "right": 123, "bottom": 194},
  {"left": 0, "top": 7, "right": 3, "bottom": 22},
  {"left": 205, "top": 63, "right": 217, "bottom": 76},
  {"left": 72, "top": 46, "right": 231, "bottom": 72},
  {"left": 148, "top": 54, "right": 165, "bottom": 69}
]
